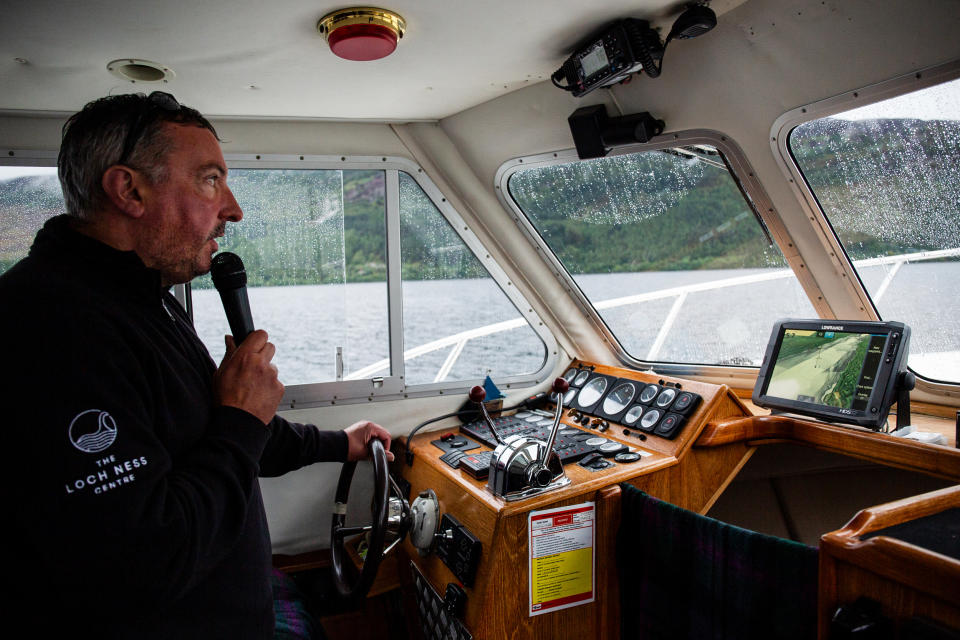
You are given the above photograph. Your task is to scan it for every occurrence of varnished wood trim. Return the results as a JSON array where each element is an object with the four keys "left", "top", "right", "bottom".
[
  {"left": 596, "top": 485, "right": 622, "bottom": 640},
  {"left": 911, "top": 400, "right": 960, "bottom": 420},
  {"left": 820, "top": 535, "right": 960, "bottom": 605},
  {"left": 831, "top": 485, "right": 960, "bottom": 538},
  {"left": 273, "top": 549, "right": 332, "bottom": 572},
  {"left": 818, "top": 486, "right": 960, "bottom": 636},
  {"left": 696, "top": 415, "right": 960, "bottom": 482}
]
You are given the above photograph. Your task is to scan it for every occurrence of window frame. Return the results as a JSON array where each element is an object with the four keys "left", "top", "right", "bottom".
[
  {"left": 495, "top": 130, "right": 821, "bottom": 385},
  {"left": 0, "top": 152, "right": 558, "bottom": 407},
  {"left": 770, "top": 57, "right": 960, "bottom": 394}
]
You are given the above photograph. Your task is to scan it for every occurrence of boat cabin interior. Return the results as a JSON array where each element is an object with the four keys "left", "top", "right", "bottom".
[{"left": 3, "top": 0, "right": 960, "bottom": 637}]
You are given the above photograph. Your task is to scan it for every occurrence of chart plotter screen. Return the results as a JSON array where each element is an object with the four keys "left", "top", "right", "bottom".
[
  {"left": 753, "top": 320, "right": 909, "bottom": 429},
  {"left": 766, "top": 329, "right": 885, "bottom": 410}
]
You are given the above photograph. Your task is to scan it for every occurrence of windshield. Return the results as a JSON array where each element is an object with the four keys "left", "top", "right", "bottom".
[
  {"left": 507, "top": 145, "right": 816, "bottom": 366},
  {"left": 789, "top": 77, "right": 960, "bottom": 383}
]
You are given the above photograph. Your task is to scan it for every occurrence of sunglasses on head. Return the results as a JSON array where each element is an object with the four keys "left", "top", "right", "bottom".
[{"left": 117, "top": 91, "right": 181, "bottom": 166}]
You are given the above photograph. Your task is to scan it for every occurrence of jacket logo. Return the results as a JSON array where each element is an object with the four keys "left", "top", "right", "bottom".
[{"left": 69, "top": 409, "right": 118, "bottom": 453}]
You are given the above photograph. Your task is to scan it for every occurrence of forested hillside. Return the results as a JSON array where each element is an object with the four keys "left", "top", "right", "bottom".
[{"left": 2, "top": 116, "right": 958, "bottom": 283}]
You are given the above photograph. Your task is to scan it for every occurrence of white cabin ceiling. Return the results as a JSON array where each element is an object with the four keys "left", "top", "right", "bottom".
[{"left": 0, "top": 0, "right": 745, "bottom": 121}]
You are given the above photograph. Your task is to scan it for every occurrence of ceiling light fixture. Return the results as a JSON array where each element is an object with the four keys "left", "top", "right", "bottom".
[
  {"left": 317, "top": 7, "right": 406, "bottom": 61},
  {"left": 107, "top": 59, "right": 175, "bottom": 84}
]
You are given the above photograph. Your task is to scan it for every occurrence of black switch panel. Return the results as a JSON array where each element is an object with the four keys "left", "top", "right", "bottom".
[
  {"left": 436, "top": 514, "right": 482, "bottom": 587},
  {"left": 444, "top": 583, "right": 468, "bottom": 617},
  {"left": 459, "top": 450, "right": 493, "bottom": 479}
]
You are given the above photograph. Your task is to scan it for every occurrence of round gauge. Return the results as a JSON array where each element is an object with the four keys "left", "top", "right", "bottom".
[
  {"left": 599, "top": 442, "right": 626, "bottom": 456},
  {"left": 560, "top": 428, "right": 579, "bottom": 436},
  {"left": 563, "top": 368, "right": 579, "bottom": 383},
  {"left": 623, "top": 405, "right": 644, "bottom": 425},
  {"left": 515, "top": 411, "right": 532, "bottom": 419},
  {"left": 525, "top": 415, "right": 542, "bottom": 422},
  {"left": 577, "top": 376, "right": 608, "bottom": 407},
  {"left": 536, "top": 419, "right": 553, "bottom": 427},
  {"left": 640, "top": 408, "right": 663, "bottom": 430},
  {"left": 656, "top": 387, "right": 678, "bottom": 408},
  {"left": 639, "top": 384, "right": 660, "bottom": 404},
  {"left": 563, "top": 388, "right": 577, "bottom": 405},
  {"left": 585, "top": 437, "right": 608, "bottom": 447},
  {"left": 573, "top": 370, "right": 591, "bottom": 387},
  {"left": 601, "top": 382, "right": 636, "bottom": 415},
  {"left": 615, "top": 452, "right": 641, "bottom": 463}
]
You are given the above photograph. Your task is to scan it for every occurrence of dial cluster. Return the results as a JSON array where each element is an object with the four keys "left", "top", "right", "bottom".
[{"left": 561, "top": 366, "right": 701, "bottom": 440}]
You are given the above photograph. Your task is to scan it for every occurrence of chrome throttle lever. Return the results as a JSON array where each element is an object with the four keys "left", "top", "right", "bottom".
[
  {"left": 530, "top": 377, "right": 570, "bottom": 485},
  {"left": 484, "top": 377, "right": 572, "bottom": 501}
]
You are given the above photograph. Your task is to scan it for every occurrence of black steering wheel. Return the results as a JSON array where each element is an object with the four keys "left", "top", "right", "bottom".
[{"left": 330, "top": 438, "right": 390, "bottom": 601}]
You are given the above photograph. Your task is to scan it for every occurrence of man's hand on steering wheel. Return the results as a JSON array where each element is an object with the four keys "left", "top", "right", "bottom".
[{"left": 344, "top": 420, "right": 394, "bottom": 462}]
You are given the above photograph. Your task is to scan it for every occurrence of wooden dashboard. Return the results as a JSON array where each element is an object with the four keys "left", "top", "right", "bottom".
[
  {"left": 273, "top": 360, "right": 959, "bottom": 639},
  {"left": 392, "top": 360, "right": 960, "bottom": 639}
]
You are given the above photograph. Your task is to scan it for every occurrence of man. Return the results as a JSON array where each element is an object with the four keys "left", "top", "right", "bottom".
[{"left": 0, "top": 92, "right": 392, "bottom": 637}]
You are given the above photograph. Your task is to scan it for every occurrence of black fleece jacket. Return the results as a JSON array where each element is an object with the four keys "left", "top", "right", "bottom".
[{"left": 0, "top": 215, "right": 347, "bottom": 638}]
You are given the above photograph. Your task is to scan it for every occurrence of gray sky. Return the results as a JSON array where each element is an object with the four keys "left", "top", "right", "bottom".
[
  {"left": 836, "top": 76, "right": 960, "bottom": 121},
  {"left": 0, "top": 166, "right": 57, "bottom": 182}
]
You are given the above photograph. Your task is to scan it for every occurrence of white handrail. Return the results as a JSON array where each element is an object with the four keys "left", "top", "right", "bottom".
[
  {"left": 345, "top": 317, "right": 526, "bottom": 380},
  {"left": 345, "top": 247, "right": 959, "bottom": 381}
]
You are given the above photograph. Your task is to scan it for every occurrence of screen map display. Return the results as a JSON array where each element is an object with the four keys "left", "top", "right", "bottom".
[{"left": 765, "top": 329, "right": 886, "bottom": 411}]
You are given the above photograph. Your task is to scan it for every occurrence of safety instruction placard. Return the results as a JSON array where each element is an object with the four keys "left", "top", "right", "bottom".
[{"left": 528, "top": 502, "right": 595, "bottom": 616}]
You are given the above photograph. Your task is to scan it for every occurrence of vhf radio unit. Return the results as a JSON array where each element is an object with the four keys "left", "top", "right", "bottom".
[
  {"left": 553, "top": 19, "right": 663, "bottom": 97},
  {"left": 552, "top": 7, "right": 717, "bottom": 98}
]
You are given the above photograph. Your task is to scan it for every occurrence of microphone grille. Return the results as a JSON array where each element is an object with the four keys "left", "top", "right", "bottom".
[{"left": 210, "top": 252, "right": 247, "bottom": 290}]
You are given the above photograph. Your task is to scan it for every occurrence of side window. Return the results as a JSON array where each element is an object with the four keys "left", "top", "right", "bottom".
[
  {"left": 0, "top": 166, "right": 63, "bottom": 275},
  {"left": 789, "top": 77, "right": 960, "bottom": 382},
  {"left": 2, "top": 160, "right": 554, "bottom": 397},
  {"left": 192, "top": 169, "right": 390, "bottom": 386},
  {"left": 507, "top": 146, "right": 815, "bottom": 366},
  {"left": 398, "top": 172, "right": 546, "bottom": 385}
]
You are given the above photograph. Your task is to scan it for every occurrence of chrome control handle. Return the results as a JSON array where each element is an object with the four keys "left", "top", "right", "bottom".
[{"left": 539, "top": 377, "right": 569, "bottom": 466}]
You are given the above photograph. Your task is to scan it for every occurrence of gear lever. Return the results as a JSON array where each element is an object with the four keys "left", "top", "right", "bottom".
[
  {"left": 469, "top": 385, "right": 506, "bottom": 445},
  {"left": 529, "top": 377, "right": 570, "bottom": 486}
]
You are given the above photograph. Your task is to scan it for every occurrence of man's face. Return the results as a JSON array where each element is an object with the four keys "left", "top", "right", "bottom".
[{"left": 135, "top": 123, "right": 242, "bottom": 286}]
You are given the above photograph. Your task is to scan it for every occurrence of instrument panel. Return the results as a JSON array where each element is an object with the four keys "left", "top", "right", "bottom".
[
  {"left": 398, "top": 359, "right": 749, "bottom": 639},
  {"left": 562, "top": 365, "right": 701, "bottom": 441}
]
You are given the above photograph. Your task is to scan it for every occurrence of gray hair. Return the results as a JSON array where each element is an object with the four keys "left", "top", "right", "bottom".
[{"left": 57, "top": 93, "right": 218, "bottom": 220}]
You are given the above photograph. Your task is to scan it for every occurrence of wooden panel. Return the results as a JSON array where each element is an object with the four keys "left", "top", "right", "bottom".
[
  {"left": 734, "top": 392, "right": 958, "bottom": 446},
  {"left": 393, "top": 361, "right": 754, "bottom": 638},
  {"left": 629, "top": 440, "right": 755, "bottom": 513},
  {"left": 818, "top": 485, "right": 960, "bottom": 638},
  {"left": 697, "top": 415, "right": 960, "bottom": 482},
  {"left": 473, "top": 487, "right": 622, "bottom": 639}
]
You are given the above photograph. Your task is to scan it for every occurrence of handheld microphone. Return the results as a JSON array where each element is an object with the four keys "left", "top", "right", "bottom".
[{"left": 210, "top": 252, "right": 254, "bottom": 345}]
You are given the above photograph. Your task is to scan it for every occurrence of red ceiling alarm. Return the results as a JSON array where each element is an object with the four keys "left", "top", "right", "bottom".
[{"left": 317, "top": 7, "right": 406, "bottom": 61}]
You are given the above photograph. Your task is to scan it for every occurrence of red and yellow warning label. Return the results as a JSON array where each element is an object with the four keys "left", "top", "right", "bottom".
[{"left": 528, "top": 502, "right": 595, "bottom": 616}]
